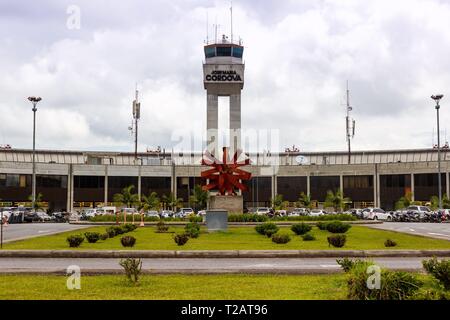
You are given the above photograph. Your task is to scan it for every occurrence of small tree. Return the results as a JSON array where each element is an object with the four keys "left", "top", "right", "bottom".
[
  {"left": 141, "top": 192, "right": 160, "bottom": 211},
  {"left": 162, "top": 193, "right": 183, "bottom": 211},
  {"left": 430, "top": 196, "right": 439, "bottom": 211},
  {"left": 324, "top": 189, "right": 351, "bottom": 213},
  {"left": 444, "top": 194, "right": 450, "bottom": 209},
  {"left": 113, "top": 185, "right": 140, "bottom": 208},
  {"left": 28, "top": 192, "right": 44, "bottom": 211},
  {"left": 189, "top": 185, "right": 209, "bottom": 211},
  {"left": 271, "top": 194, "right": 288, "bottom": 210},
  {"left": 395, "top": 192, "right": 413, "bottom": 210},
  {"left": 297, "top": 192, "right": 312, "bottom": 209}
]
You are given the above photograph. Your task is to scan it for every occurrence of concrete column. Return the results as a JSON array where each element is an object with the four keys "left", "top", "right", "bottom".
[
  {"left": 230, "top": 93, "right": 241, "bottom": 153},
  {"left": 70, "top": 169, "right": 74, "bottom": 212},
  {"left": 206, "top": 93, "right": 218, "bottom": 157},
  {"left": 272, "top": 174, "right": 277, "bottom": 200},
  {"left": 411, "top": 173, "right": 415, "bottom": 202},
  {"left": 339, "top": 175, "right": 344, "bottom": 192},
  {"left": 104, "top": 165, "right": 108, "bottom": 206},
  {"left": 66, "top": 164, "right": 72, "bottom": 212},
  {"left": 137, "top": 166, "right": 142, "bottom": 202},
  {"left": 446, "top": 172, "right": 449, "bottom": 198},
  {"left": 171, "top": 162, "right": 177, "bottom": 198},
  {"left": 306, "top": 174, "right": 311, "bottom": 197}
]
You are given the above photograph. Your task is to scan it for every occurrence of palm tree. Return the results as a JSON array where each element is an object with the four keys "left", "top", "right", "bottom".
[
  {"left": 28, "top": 192, "right": 44, "bottom": 211},
  {"left": 189, "top": 185, "right": 209, "bottom": 211},
  {"left": 141, "top": 192, "right": 160, "bottom": 211},
  {"left": 271, "top": 194, "right": 288, "bottom": 210},
  {"left": 395, "top": 192, "right": 413, "bottom": 210},
  {"left": 324, "top": 189, "right": 351, "bottom": 213},
  {"left": 162, "top": 193, "right": 183, "bottom": 212},
  {"left": 113, "top": 185, "right": 139, "bottom": 223},
  {"left": 430, "top": 196, "right": 439, "bottom": 211},
  {"left": 297, "top": 192, "right": 312, "bottom": 209}
]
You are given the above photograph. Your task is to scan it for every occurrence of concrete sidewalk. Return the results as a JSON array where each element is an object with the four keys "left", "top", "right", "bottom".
[
  {"left": 0, "top": 257, "right": 429, "bottom": 275},
  {"left": 1, "top": 249, "right": 449, "bottom": 258}
]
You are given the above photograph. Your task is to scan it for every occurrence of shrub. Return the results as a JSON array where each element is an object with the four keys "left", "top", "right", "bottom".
[
  {"left": 66, "top": 234, "right": 84, "bottom": 248},
  {"left": 100, "top": 233, "right": 109, "bottom": 241},
  {"left": 422, "top": 257, "right": 450, "bottom": 290},
  {"left": 189, "top": 215, "right": 203, "bottom": 223},
  {"left": 228, "top": 214, "right": 268, "bottom": 222},
  {"left": 347, "top": 264, "right": 422, "bottom": 300},
  {"left": 185, "top": 222, "right": 201, "bottom": 238},
  {"left": 384, "top": 239, "right": 397, "bottom": 247},
  {"left": 272, "top": 214, "right": 357, "bottom": 222},
  {"left": 121, "top": 236, "right": 137, "bottom": 247},
  {"left": 327, "top": 234, "right": 347, "bottom": 248},
  {"left": 326, "top": 221, "right": 352, "bottom": 234},
  {"left": 316, "top": 222, "right": 329, "bottom": 230},
  {"left": 106, "top": 226, "right": 117, "bottom": 238},
  {"left": 412, "top": 287, "right": 450, "bottom": 300},
  {"left": 271, "top": 234, "right": 291, "bottom": 244},
  {"left": 301, "top": 233, "right": 316, "bottom": 241},
  {"left": 291, "top": 223, "right": 312, "bottom": 235},
  {"left": 336, "top": 258, "right": 371, "bottom": 273},
  {"left": 84, "top": 232, "right": 101, "bottom": 243},
  {"left": 255, "top": 223, "right": 279, "bottom": 237},
  {"left": 174, "top": 233, "right": 190, "bottom": 246},
  {"left": 119, "top": 258, "right": 142, "bottom": 285},
  {"left": 156, "top": 221, "right": 169, "bottom": 233},
  {"left": 122, "top": 223, "right": 137, "bottom": 233}
]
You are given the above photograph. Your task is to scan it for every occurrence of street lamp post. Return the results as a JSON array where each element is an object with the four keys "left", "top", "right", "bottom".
[
  {"left": 432, "top": 94, "right": 444, "bottom": 209},
  {"left": 28, "top": 96, "right": 42, "bottom": 218}
]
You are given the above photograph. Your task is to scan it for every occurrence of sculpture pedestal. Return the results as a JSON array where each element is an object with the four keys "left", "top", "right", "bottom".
[
  {"left": 208, "top": 195, "right": 243, "bottom": 214},
  {"left": 205, "top": 210, "right": 228, "bottom": 232}
]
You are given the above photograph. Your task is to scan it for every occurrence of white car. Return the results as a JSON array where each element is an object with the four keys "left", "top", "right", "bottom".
[
  {"left": 256, "top": 207, "right": 271, "bottom": 216},
  {"left": 121, "top": 208, "right": 136, "bottom": 215},
  {"left": 83, "top": 209, "right": 98, "bottom": 218},
  {"left": 289, "top": 208, "right": 309, "bottom": 216},
  {"left": 309, "top": 209, "right": 327, "bottom": 217},
  {"left": 362, "top": 208, "right": 390, "bottom": 220},
  {"left": 197, "top": 210, "right": 207, "bottom": 216},
  {"left": 145, "top": 210, "right": 160, "bottom": 219},
  {"left": 160, "top": 210, "right": 174, "bottom": 218}
]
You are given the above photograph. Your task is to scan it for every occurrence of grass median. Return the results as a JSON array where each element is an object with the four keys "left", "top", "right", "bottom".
[
  {"left": 3, "top": 225, "right": 450, "bottom": 250},
  {"left": 0, "top": 274, "right": 348, "bottom": 300}
]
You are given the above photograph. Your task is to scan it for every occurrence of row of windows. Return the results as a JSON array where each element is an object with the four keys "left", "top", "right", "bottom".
[
  {"left": 344, "top": 176, "right": 374, "bottom": 188},
  {"left": 0, "top": 174, "right": 67, "bottom": 188},
  {"left": 205, "top": 46, "right": 243, "bottom": 58}
]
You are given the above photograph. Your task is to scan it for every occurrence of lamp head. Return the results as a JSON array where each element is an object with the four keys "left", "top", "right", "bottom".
[
  {"left": 431, "top": 94, "right": 444, "bottom": 101},
  {"left": 27, "top": 96, "right": 42, "bottom": 103}
]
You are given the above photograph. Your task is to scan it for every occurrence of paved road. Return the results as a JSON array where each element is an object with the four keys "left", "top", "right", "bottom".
[
  {"left": 0, "top": 257, "right": 432, "bottom": 274},
  {"left": 0, "top": 223, "right": 89, "bottom": 243},
  {"left": 364, "top": 222, "right": 450, "bottom": 240}
]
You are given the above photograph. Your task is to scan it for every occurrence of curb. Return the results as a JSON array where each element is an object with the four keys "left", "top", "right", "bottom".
[
  {"left": 68, "top": 221, "right": 382, "bottom": 226},
  {"left": 0, "top": 267, "right": 423, "bottom": 275},
  {"left": 1, "top": 249, "right": 449, "bottom": 259}
]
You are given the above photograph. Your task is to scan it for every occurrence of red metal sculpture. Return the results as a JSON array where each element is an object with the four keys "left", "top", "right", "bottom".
[{"left": 201, "top": 147, "right": 251, "bottom": 195}]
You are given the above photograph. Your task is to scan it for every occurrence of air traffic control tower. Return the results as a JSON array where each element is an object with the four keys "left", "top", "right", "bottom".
[{"left": 203, "top": 35, "right": 244, "bottom": 158}]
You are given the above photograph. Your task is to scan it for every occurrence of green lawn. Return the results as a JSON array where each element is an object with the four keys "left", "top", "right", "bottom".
[
  {"left": 4, "top": 225, "right": 450, "bottom": 250},
  {"left": 0, "top": 274, "right": 348, "bottom": 300}
]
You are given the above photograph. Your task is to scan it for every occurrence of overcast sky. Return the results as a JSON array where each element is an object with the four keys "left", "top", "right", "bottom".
[{"left": 1, "top": 0, "right": 450, "bottom": 153}]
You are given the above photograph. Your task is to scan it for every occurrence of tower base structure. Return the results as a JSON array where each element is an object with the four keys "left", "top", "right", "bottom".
[{"left": 208, "top": 194, "right": 243, "bottom": 214}]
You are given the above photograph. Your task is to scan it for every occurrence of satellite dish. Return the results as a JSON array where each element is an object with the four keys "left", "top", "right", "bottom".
[{"left": 295, "top": 155, "right": 309, "bottom": 165}]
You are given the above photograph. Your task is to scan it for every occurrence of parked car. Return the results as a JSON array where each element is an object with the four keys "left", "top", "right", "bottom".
[
  {"left": 197, "top": 210, "right": 207, "bottom": 216},
  {"left": 145, "top": 210, "right": 160, "bottom": 219},
  {"left": 51, "top": 211, "right": 69, "bottom": 223},
  {"left": 121, "top": 207, "right": 137, "bottom": 215},
  {"left": 160, "top": 210, "right": 174, "bottom": 218},
  {"left": 309, "top": 209, "right": 327, "bottom": 217},
  {"left": 174, "top": 208, "right": 194, "bottom": 218},
  {"left": 274, "top": 210, "right": 287, "bottom": 216},
  {"left": 68, "top": 212, "right": 81, "bottom": 222},
  {"left": 255, "top": 207, "right": 271, "bottom": 216},
  {"left": 289, "top": 208, "right": 309, "bottom": 216},
  {"left": 83, "top": 208, "right": 99, "bottom": 219},
  {"left": 362, "top": 208, "right": 390, "bottom": 220}
]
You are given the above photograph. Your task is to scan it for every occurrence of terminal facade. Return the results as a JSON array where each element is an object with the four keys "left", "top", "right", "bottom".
[{"left": 0, "top": 148, "right": 448, "bottom": 212}]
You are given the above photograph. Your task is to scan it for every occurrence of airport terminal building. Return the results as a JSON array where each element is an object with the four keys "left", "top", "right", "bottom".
[
  {"left": 1, "top": 37, "right": 447, "bottom": 212},
  {"left": 0, "top": 147, "right": 448, "bottom": 212}
]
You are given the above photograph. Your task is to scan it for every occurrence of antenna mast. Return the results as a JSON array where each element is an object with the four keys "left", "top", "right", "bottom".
[
  {"left": 132, "top": 84, "right": 141, "bottom": 163},
  {"left": 346, "top": 81, "right": 356, "bottom": 164},
  {"left": 230, "top": 1, "right": 233, "bottom": 43}
]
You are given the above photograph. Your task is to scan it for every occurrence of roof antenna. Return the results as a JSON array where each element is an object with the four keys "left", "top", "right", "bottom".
[
  {"left": 206, "top": 10, "right": 209, "bottom": 44},
  {"left": 230, "top": 1, "right": 233, "bottom": 43}
]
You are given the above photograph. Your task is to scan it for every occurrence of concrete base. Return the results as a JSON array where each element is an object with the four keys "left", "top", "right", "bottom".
[
  {"left": 205, "top": 210, "right": 228, "bottom": 232},
  {"left": 208, "top": 195, "right": 243, "bottom": 214}
]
